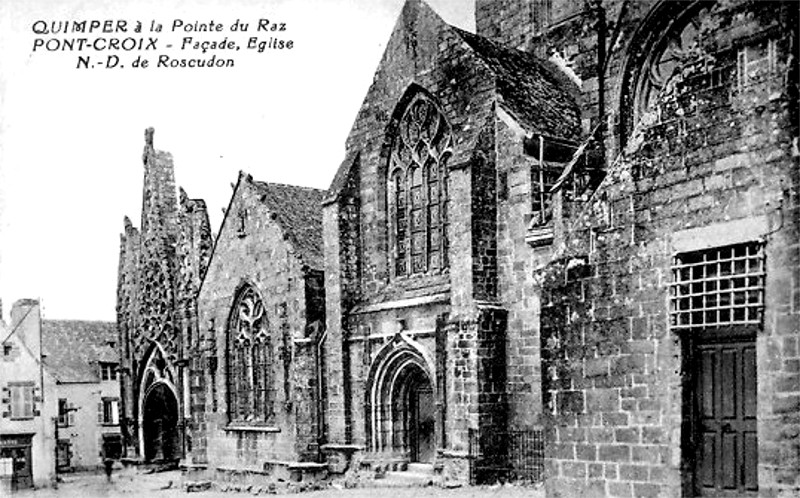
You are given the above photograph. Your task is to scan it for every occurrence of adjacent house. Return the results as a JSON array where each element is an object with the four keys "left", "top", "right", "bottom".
[
  {"left": 0, "top": 300, "right": 55, "bottom": 490},
  {"left": 42, "top": 320, "right": 121, "bottom": 471},
  {"left": 0, "top": 299, "right": 121, "bottom": 491}
]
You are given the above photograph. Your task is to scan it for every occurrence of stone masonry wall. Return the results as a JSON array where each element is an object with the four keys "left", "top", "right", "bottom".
[
  {"left": 537, "top": 2, "right": 799, "bottom": 496},
  {"left": 117, "top": 217, "right": 140, "bottom": 453},
  {"left": 193, "top": 174, "right": 318, "bottom": 469},
  {"left": 323, "top": 0, "right": 502, "bottom": 455},
  {"left": 495, "top": 110, "right": 555, "bottom": 429}
]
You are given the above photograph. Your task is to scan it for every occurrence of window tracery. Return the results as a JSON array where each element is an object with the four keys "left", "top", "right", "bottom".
[
  {"left": 388, "top": 93, "right": 452, "bottom": 277},
  {"left": 227, "top": 285, "right": 272, "bottom": 423},
  {"left": 620, "top": 2, "right": 716, "bottom": 145},
  {"left": 634, "top": 5, "right": 709, "bottom": 126}
]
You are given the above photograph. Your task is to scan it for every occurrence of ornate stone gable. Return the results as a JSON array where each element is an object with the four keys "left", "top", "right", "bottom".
[{"left": 116, "top": 128, "right": 211, "bottom": 462}]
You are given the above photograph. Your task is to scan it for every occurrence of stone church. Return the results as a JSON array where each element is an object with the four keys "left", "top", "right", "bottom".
[{"left": 117, "top": 1, "right": 799, "bottom": 496}]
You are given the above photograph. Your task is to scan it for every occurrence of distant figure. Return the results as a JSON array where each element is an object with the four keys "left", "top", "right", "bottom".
[{"left": 104, "top": 458, "right": 114, "bottom": 482}]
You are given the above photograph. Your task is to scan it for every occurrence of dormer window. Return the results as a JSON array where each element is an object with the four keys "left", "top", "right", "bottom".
[
  {"left": 100, "top": 362, "right": 118, "bottom": 381},
  {"left": 388, "top": 92, "right": 452, "bottom": 277}
]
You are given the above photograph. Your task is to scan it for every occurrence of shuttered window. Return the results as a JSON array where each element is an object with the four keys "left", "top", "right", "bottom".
[{"left": 10, "top": 384, "right": 34, "bottom": 419}]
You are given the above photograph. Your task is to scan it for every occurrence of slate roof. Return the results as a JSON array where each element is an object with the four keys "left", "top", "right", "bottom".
[
  {"left": 454, "top": 28, "right": 582, "bottom": 141},
  {"left": 251, "top": 180, "right": 326, "bottom": 271},
  {"left": 41, "top": 320, "right": 118, "bottom": 383}
]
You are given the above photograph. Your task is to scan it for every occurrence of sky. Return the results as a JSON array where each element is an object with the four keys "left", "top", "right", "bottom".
[{"left": 0, "top": 0, "right": 475, "bottom": 322}]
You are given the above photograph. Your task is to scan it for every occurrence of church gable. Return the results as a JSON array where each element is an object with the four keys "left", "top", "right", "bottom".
[
  {"left": 330, "top": 0, "right": 497, "bottom": 200},
  {"left": 193, "top": 173, "right": 325, "bottom": 465},
  {"left": 200, "top": 172, "right": 324, "bottom": 293},
  {"left": 324, "top": 0, "right": 581, "bottom": 304},
  {"left": 329, "top": 0, "right": 581, "bottom": 201}
]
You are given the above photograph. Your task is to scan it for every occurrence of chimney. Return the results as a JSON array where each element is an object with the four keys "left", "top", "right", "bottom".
[{"left": 10, "top": 299, "right": 42, "bottom": 358}]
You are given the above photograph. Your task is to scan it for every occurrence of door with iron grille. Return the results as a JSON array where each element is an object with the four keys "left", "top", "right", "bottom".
[{"left": 671, "top": 242, "right": 764, "bottom": 496}]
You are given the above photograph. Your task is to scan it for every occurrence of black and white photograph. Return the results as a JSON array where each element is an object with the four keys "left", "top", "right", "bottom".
[{"left": 0, "top": 1, "right": 798, "bottom": 497}]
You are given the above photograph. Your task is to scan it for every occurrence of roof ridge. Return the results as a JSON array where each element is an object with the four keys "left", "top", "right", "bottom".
[
  {"left": 251, "top": 179, "right": 327, "bottom": 193},
  {"left": 43, "top": 319, "right": 115, "bottom": 323}
]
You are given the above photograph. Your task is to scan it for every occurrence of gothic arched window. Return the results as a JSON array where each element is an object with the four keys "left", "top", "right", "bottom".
[
  {"left": 635, "top": 5, "right": 708, "bottom": 122},
  {"left": 620, "top": 1, "right": 712, "bottom": 145},
  {"left": 227, "top": 285, "right": 272, "bottom": 423},
  {"left": 388, "top": 93, "right": 452, "bottom": 277}
]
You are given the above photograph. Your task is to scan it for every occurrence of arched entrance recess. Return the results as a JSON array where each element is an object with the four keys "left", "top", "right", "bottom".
[
  {"left": 138, "top": 343, "right": 181, "bottom": 462},
  {"left": 142, "top": 382, "right": 180, "bottom": 461},
  {"left": 367, "top": 340, "right": 436, "bottom": 463}
]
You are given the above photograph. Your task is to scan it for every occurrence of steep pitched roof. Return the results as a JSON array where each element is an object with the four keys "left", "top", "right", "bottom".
[
  {"left": 251, "top": 180, "right": 326, "bottom": 271},
  {"left": 454, "top": 28, "right": 581, "bottom": 141},
  {"left": 326, "top": 0, "right": 581, "bottom": 199},
  {"left": 41, "top": 320, "right": 117, "bottom": 383}
]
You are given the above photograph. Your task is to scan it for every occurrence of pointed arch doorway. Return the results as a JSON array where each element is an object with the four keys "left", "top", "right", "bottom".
[
  {"left": 138, "top": 344, "right": 182, "bottom": 462},
  {"left": 142, "top": 382, "right": 180, "bottom": 462},
  {"left": 368, "top": 343, "right": 436, "bottom": 463},
  {"left": 397, "top": 364, "right": 435, "bottom": 462}
]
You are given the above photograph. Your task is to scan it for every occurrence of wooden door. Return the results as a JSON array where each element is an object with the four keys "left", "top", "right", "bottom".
[
  {"left": 694, "top": 339, "right": 758, "bottom": 496},
  {"left": 410, "top": 386, "right": 435, "bottom": 463}
]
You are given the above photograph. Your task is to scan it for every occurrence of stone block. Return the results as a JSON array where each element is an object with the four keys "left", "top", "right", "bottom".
[
  {"left": 587, "top": 389, "right": 620, "bottom": 411},
  {"left": 598, "top": 444, "right": 630, "bottom": 462},
  {"left": 633, "top": 482, "right": 662, "bottom": 498}
]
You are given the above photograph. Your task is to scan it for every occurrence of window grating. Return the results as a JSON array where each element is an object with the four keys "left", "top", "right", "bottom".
[{"left": 670, "top": 243, "right": 764, "bottom": 329}]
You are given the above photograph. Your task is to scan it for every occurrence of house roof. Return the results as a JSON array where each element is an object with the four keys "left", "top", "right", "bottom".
[
  {"left": 453, "top": 28, "right": 582, "bottom": 141},
  {"left": 251, "top": 180, "right": 326, "bottom": 271},
  {"left": 41, "top": 320, "right": 118, "bottom": 383}
]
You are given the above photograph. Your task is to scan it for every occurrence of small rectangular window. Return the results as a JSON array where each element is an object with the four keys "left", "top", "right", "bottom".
[
  {"left": 58, "top": 399, "right": 69, "bottom": 427},
  {"left": 737, "top": 38, "right": 777, "bottom": 89},
  {"left": 101, "top": 397, "right": 120, "bottom": 425},
  {"left": 671, "top": 243, "right": 765, "bottom": 329},
  {"left": 100, "top": 363, "right": 118, "bottom": 381},
  {"left": 531, "top": 163, "right": 562, "bottom": 227}
]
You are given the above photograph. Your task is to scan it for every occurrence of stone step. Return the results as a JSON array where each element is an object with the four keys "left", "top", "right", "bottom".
[
  {"left": 379, "top": 472, "right": 434, "bottom": 488},
  {"left": 378, "top": 463, "right": 435, "bottom": 488},
  {"left": 406, "top": 463, "right": 434, "bottom": 474}
]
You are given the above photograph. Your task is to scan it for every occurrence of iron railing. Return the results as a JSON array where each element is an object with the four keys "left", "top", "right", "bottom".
[{"left": 468, "top": 428, "right": 545, "bottom": 485}]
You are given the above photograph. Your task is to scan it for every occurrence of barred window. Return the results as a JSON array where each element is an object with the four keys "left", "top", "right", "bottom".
[
  {"left": 671, "top": 243, "right": 765, "bottom": 329},
  {"left": 227, "top": 285, "right": 273, "bottom": 423},
  {"left": 531, "top": 163, "right": 562, "bottom": 226},
  {"left": 388, "top": 93, "right": 452, "bottom": 277}
]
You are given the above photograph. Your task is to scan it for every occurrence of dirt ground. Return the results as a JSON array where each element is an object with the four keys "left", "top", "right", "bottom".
[{"left": 11, "top": 469, "right": 545, "bottom": 498}]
